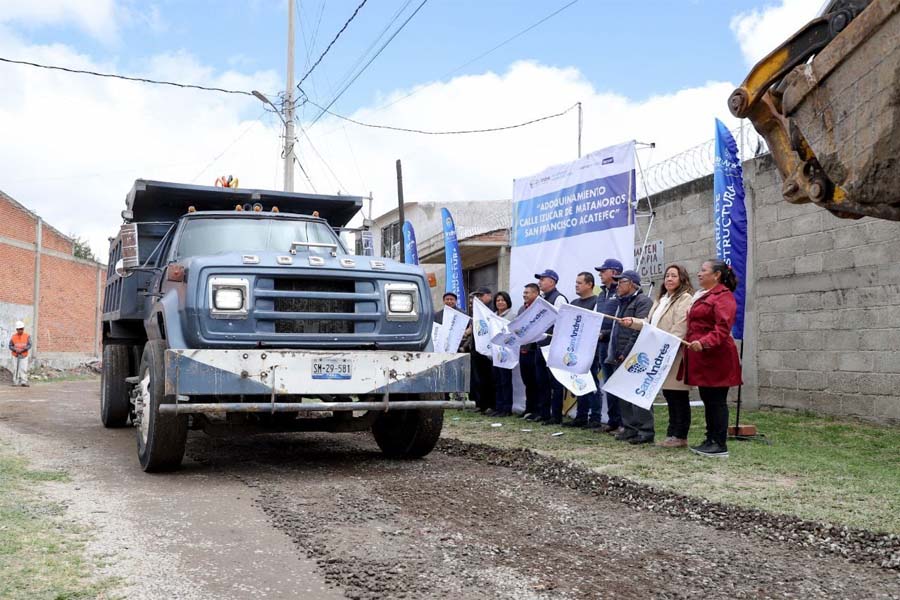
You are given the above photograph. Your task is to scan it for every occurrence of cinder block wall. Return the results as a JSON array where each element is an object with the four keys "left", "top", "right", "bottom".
[
  {"left": 640, "top": 154, "right": 900, "bottom": 423},
  {"left": 0, "top": 191, "right": 105, "bottom": 369}
]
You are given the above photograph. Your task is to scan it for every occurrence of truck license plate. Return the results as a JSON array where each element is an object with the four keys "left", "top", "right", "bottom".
[{"left": 311, "top": 359, "right": 352, "bottom": 380}]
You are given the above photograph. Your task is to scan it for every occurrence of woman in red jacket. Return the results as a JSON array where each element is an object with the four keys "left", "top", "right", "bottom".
[{"left": 684, "top": 259, "right": 742, "bottom": 458}]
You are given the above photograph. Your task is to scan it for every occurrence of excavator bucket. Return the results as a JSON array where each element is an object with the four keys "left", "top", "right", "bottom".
[{"left": 730, "top": 0, "right": 900, "bottom": 220}]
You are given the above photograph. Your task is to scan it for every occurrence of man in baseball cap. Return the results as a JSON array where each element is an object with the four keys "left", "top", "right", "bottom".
[
  {"left": 533, "top": 269, "right": 568, "bottom": 425},
  {"left": 606, "top": 268, "right": 655, "bottom": 444},
  {"left": 8, "top": 320, "right": 31, "bottom": 387},
  {"left": 593, "top": 258, "right": 624, "bottom": 433}
]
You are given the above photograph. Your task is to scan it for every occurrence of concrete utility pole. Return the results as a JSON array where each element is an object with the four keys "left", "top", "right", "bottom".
[
  {"left": 283, "top": 0, "right": 296, "bottom": 192},
  {"left": 396, "top": 160, "right": 405, "bottom": 262}
]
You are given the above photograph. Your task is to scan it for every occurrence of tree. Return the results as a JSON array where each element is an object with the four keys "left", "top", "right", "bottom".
[{"left": 71, "top": 235, "right": 97, "bottom": 262}]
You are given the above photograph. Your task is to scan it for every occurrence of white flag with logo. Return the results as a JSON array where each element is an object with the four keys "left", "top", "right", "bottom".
[
  {"left": 601, "top": 323, "right": 683, "bottom": 410},
  {"left": 540, "top": 346, "right": 597, "bottom": 397},
  {"left": 504, "top": 297, "right": 558, "bottom": 345},
  {"left": 490, "top": 331, "right": 520, "bottom": 370},
  {"left": 434, "top": 307, "right": 471, "bottom": 353},
  {"left": 472, "top": 299, "right": 508, "bottom": 357},
  {"left": 547, "top": 304, "right": 604, "bottom": 374}
]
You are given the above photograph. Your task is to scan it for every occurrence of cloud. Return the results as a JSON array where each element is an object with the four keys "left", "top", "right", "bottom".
[
  {"left": 0, "top": 0, "right": 119, "bottom": 42},
  {"left": 730, "top": 0, "right": 826, "bottom": 66},
  {"left": 0, "top": 31, "right": 742, "bottom": 260},
  {"left": 0, "top": 0, "right": 167, "bottom": 43}
]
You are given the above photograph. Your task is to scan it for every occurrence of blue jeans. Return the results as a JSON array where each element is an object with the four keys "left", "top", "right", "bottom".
[
  {"left": 575, "top": 355, "right": 603, "bottom": 423},
  {"left": 599, "top": 343, "right": 622, "bottom": 428}
]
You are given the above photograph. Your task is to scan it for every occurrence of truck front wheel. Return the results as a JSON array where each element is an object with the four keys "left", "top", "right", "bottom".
[
  {"left": 100, "top": 344, "right": 131, "bottom": 428},
  {"left": 135, "top": 340, "right": 187, "bottom": 472},
  {"left": 371, "top": 408, "right": 444, "bottom": 459}
]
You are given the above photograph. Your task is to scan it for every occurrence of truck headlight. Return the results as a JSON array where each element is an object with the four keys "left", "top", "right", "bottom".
[
  {"left": 209, "top": 277, "right": 250, "bottom": 318},
  {"left": 214, "top": 288, "right": 244, "bottom": 310},
  {"left": 385, "top": 283, "right": 418, "bottom": 322}
]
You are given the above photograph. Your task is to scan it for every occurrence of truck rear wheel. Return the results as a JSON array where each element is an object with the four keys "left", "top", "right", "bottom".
[
  {"left": 135, "top": 340, "right": 187, "bottom": 472},
  {"left": 100, "top": 344, "right": 131, "bottom": 428},
  {"left": 371, "top": 408, "right": 443, "bottom": 459}
]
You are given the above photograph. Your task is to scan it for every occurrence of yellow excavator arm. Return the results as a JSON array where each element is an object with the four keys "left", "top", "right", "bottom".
[{"left": 730, "top": 0, "right": 900, "bottom": 220}]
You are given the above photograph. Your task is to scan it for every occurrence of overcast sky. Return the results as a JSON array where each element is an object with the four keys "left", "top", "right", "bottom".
[{"left": 0, "top": 0, "right": 823, "bottom": 258}]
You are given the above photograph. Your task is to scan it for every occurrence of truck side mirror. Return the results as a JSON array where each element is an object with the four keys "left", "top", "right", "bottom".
[{"left": 117, "top": 223, "right": 140, "bottom": 277}]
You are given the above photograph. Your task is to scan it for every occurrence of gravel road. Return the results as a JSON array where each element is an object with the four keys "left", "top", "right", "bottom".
[{"left": 1, "top": 379, "right": 897, "bottom": 599}]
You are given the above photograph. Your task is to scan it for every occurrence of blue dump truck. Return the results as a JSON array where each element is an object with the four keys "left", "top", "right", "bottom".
[{"left": 100, "top": 180, "right": 470, "bottom": 471}]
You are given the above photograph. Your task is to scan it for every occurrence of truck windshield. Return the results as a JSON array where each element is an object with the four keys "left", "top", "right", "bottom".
[{"left": 174, "top": 217, "right": 345, "bottom": 259}]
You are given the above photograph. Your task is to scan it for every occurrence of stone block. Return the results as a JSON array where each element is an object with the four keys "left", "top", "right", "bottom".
[
  {"left": 758, "top": 386, "right": 784, "bottom": 407},
  {"left": 776, "top": 200, "right": 815, "bottom": 221},
  {"left": 852, "top": 243, "right": 895, "bottom": 267},
  {"left": 859, "top": 329, "right": 900, "bottom": 351},
  {"left": 873, "top": 397, "right": 900, "bottom": 422},
  {"left": 797, "top": 371, "right": 829, "bottom": 391},
  {"left": 770, "top": 370, "right": 798, "bottom": 388},
  {"left": 874, "top": 352, "right": 900, "bottom": 373},
  {"left": 791, "top": 212, "right": 823, "bottom": 236},
  {"left": 796, "top": 294, "right": 824, "bottom": 312},
  {"left": 799, "top": 234, "right": 834, "bottom": 254},
  {"left": 828, "top": 371, "right": 864, "bottom": 394},
  {"left": 758, "top": 351, "right": 782, "bottom": 369},
  {"left": 766, "top": 257, "right": 795, "bottom": 277},
  {"left": 822, "top": 250, "right": 855, "bottom": 272},
  {"left": 757, "top": 219, "right": 793, "bottom": 242},
  {"left": 796, "top": 253, "right": 824, "bottom": 274},
  {"left": 810, "top": 392, "right": 844, "bottom": 416},
  {"left": 759, "top": 294, "right": 797, "bottom": 313},
  {"left": 841, "top": 395, "right": 875, "bottom": 418},
  {"left": 831, "top": 223, "right": 868, "bottom": 249},
  {"left": 781, "top": 390, "right": 812, "bottom": 410},
  {"left": 759, "top": 332, "right": 797, "bottom": 351},
  {"left": 836, "top": 352, "right": 875, "bottom": 372}
]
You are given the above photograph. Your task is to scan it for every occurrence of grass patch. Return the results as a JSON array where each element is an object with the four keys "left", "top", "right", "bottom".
[
  {"left": 0, "top": 443, "right": 118, "bottom": 599},
  {"left": 443, "top": 407, "right": 900, "bottom": 534}
]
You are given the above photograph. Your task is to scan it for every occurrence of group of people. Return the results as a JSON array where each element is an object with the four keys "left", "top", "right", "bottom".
[{"left": 444, "top": 257, "right": 742, "bottom": 459}]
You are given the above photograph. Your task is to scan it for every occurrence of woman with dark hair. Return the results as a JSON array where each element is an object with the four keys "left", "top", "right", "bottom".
[
  {"left": 621, "top": 264, "right": 695, "bottom": 447},
  {"left": 492, "top": 291, "right": 514, "bottom": 417},
  {"left": 683, "top": 259, "right": 742, "bottom": 458}
]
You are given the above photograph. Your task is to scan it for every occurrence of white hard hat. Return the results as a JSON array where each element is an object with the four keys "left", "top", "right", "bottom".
[{"left": 14, "top": 320, "right": 25, "bottom": 329}]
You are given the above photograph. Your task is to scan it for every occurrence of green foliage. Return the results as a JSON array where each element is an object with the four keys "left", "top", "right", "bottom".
[{"left": 70, "top": 235, "right": 96, "bottom": 262}]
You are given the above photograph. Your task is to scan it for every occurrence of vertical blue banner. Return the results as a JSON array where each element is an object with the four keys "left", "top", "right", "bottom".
[
  {"left": 401, "top": 221, "right": 419, "bottom": 265},
  {"left": 713, "top": 119, "right": 748, "bottom": 339},
  {"left": 441, "top": 208, "right": 466, "bottom": 312}
]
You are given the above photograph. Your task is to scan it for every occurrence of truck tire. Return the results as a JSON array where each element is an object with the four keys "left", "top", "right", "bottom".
[
  {"left": 372, "top": 408, "right": 444, "bottom": 459},
  {"left": 135, "top": 340, "right": 187, "bottom": 472},
  {"left": 100, "top": 344, "right": 131, "bottom": 428}
]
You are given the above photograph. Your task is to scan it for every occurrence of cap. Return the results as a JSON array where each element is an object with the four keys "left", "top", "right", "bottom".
[
  {"left": 534, "top": 269, "right": 559, "bottom": 282},
  {"left": 612, "top": 269, "right": 642, "bottom": 286},
  {"left": 14, "top": 320, "right": 25, "bottom": 329},
  {"left": 595, "top": 258, "right": 624, "bottom": 273},
  {"left": 474, "top": 287, "right": 492, "bottom": 295}
]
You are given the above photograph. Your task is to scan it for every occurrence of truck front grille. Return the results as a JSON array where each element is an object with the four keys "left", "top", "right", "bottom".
[
  {"left": 271, "top": 277, "right": 356, "bottom": 334},
  {"left": 274, "top": 319, "right": 353, "bottom": 334}
]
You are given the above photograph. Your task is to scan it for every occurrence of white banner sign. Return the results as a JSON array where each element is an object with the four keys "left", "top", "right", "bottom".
[
  {"left": 472, "top": 299, "right": 509, "bottom": 357},
  {"left": 601, "top": 323, "right": 683, "bottom": 410},
  {"left": 504, "top": 297, "right": 557, "bottom": 346},
  {"left": 540, "top": 346, "right": 597, "bottom": 397},
  {"left": 434, "top": 307, "right": 471, "bottom": 353},
  {"left": 490, "top": 331, "right": 520, "bottom": 370},
  {"left": 547, "top": 304, "right": 605, "bottom": 374},
  {"left": 510, "top": 141, "right": 636, "bottom": 303}
]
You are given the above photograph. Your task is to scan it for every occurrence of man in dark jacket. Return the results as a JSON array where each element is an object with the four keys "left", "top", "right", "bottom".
[
  {"left": 534, "top": 269, "right": 568, "bottom": 424},
  {"left": 433, "top": 292, "right": 459, "bottom": 324},
  {"left": 605, "top": 270, "right": 654, "bottom": 443},
  {"left": 564, "top": 272, "right": 600, "bottom": 428},
  {"left": 469, "top": 287, "right": 496, "bottom": 413},
  {"left": 518, "top": 283, "right": 541, "bottom": 420},
  {"left": 593, "top": 258, "right": 623, "bottom": 432}
]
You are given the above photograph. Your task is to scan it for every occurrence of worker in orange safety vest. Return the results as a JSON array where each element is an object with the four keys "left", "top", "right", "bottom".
[{"left": 8, "top": 321, "right": 31, "bottom": 387}]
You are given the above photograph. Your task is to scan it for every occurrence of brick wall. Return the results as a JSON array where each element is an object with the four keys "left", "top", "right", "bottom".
[
  {"left": 642, "top": 154, "right": 900, "bottom": 423},
  {"left": 0, "top": 190, "right": 104, "bottom": 367}
]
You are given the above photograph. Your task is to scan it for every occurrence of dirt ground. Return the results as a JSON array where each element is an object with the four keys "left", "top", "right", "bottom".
[{"left": 0, "top": 379, "right": 898, "bottom": 599}]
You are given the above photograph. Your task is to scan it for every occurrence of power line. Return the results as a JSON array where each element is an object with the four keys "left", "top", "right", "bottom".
[
  {"left": 296, "top": 0, "right": 369, "bottom": 90},
  {"left": 304, "top": 0, "right": 430, "bottom": 128},
  {"left": 302, "top": 100, "right": 579, "bottom": 135},
  {"left": 374, "top": 0, "right": 581, "bottom": 113},
  {"left": 191, "top": 113, "right": 266, "bottom": 183},
  {"left": 0, "top": 56, "right": 254, "bottom": 96},
  {"left": 293, "top": 156, "right": 318, "bottom": 193}
]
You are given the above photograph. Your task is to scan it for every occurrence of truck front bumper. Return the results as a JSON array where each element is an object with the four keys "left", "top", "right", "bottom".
[{"left": 162, "top": 349, "right": 471, "bottom": 413}]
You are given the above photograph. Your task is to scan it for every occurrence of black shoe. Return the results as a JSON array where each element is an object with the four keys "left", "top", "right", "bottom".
[
  {"left": 562, "top": 419, "right": 587, "bottom": 428},
  {"left": 628, "top": 436, "right": 654, "bottom": 445},
  {"left": 586, "top": 421, "right": 604, "bottom": 430},
  {"left": 520, "top": 412, "right": 533, "bottom": 420},
  {"left": 690, "top": 440, "right": 729, "bottom": 458},
  {"left": 541, "top": 417, "right": 562, "bottom": 426},
  {"left": 484, "top": 409, "right": 496, "bottom": 416},
  {"left": 524, "top": 413, "right": 540, "bottom": 422},
  {"left": 495, "top": 410, "right": 512, "bottom": 418},
  {"left": 615, "top": 430, "right": 637, "bottom": 442}
]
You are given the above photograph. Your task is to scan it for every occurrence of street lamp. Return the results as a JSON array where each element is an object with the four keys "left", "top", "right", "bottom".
[{"left": 252, "top": 89, "right": 295, "bottom": 192}]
